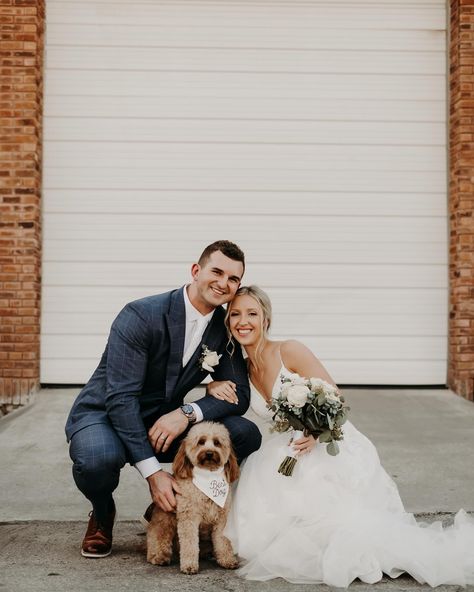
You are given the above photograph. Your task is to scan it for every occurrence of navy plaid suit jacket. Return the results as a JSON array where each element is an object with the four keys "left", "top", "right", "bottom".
[{"left": 65, "top": 288, "right": 251, "bottom": 464}]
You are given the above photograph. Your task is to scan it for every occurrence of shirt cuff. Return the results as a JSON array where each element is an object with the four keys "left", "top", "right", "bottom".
[
  {"left": 190, "top": 402, "right": 203, "bottom": 423},
  {"left": 135, "top": 456, "right": 162, "bottom": 479}
]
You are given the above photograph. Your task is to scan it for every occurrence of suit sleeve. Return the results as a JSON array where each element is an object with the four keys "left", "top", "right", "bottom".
[
  {"left": 194, "top": 342, "right": 251, "bottom": 420},
  {"left": 104, "top": 302, "right": 157, "bottom": 464}
]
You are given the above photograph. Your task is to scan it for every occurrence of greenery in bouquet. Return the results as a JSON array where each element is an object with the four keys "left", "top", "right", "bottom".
[{"left": 269, "top": 373, "right": 350, "bottom": 458}]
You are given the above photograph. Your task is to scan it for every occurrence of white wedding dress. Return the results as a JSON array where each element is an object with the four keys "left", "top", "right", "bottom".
[{"left": 224, "top": 365, "right": 474, "bottom": 587}]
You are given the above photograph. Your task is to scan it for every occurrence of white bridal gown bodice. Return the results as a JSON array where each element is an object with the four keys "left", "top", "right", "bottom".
[
  {"left": 224, "top": 365, "right": 474, "bottom": 588},
  {"left": 245, "top": 364, "right": 288, "bottom": 425}
]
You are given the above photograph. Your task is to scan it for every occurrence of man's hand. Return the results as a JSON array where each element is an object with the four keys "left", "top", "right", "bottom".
[
  {"left": 148, "top": 409, "right": 188, "bottom": 453},
  {"left": 147, "top": 470, "right": 181, "bottom": 512}
]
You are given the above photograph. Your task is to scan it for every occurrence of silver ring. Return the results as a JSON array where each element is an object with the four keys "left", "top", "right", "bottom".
[{"left": 160, "top": 436, "right": 166, "bottom": 440}]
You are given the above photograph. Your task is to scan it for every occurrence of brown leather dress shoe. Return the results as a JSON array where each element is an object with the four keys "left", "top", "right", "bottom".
[{"left": 81, "top": 509, "right": 115, "bottom": 558}]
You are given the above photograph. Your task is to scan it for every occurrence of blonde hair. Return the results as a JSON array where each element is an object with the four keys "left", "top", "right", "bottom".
[{"left": 225, "top": 285, "right": 272, "bottom": 372}]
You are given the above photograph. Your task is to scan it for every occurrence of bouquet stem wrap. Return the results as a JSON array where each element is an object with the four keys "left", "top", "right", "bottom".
[{"left": 278, "top": 430, "right": 304, "bottom": 476}]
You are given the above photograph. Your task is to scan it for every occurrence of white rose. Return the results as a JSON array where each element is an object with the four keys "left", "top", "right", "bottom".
[
  {"left": 287, "top": 385, "right": 310, "bottom": 408},
  {"left": 324, "top": 384, "right": 338, "bottom": 396},
  {"left": 310, "top": 377, "right": 325, "bottom": 391},
  {"left": 288, "top": 373, "right": 306, "bottom": 385},
  {"left": 310, "top": 377, "right": 337, "bottom": 395},
  {"left": 280, "top": 382, "right": 291, "bottom": 399},
  {"left": 202, "top": 351, "right": 221, "bottom": 372},
  {"left": 326, "top": 391, "right": 340, "bottom": 404}
]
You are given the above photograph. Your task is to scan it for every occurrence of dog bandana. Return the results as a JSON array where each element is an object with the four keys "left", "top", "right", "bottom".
[{"left": 192, "top": 466, "right": 229, "bottom": 508}]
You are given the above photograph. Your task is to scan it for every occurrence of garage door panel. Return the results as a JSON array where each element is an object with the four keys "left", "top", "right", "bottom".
[
  {"left": 44, "top": 142, "right": 446, "bottom": 172},
  {"left": 44, "top": 96, "right": 446, "bottom": 122},
  {"left": 43, "top": 311, "right": 446, "bottom": 337},
  {"left": 46, "top": 2, "right": 445, "bottom": 30},
  {"left": 39, "top": 357, "right": 446, "bottom": 385},
  {"left": 42, "top": 214, "right": 446, "bottom": 243},
  {"left": 43, "top": 239, "right": 447, "bottom": 265},
  {"left": 43, "top": 261, "right": 447, "bottom": 289},
  {"left": 42, "top": 286, "right": 447, "bottom": 316},
  {"left": 48, "top": 23, "right": 445, "bottom": 52},
  {"left": 44, "top": 190, "right": 448, "bottom": 217},
  {"left": 47, "top": 46, "right": 445, "bottom": 76},
  {"left": 44, "top": 118, "right": 445, "bottom": 146},
  {"left": 41, "top": 334, "right": 446, "bottom": 362},
  {"left": 44, "top": 70, "right": 445, "bottom": 101}
]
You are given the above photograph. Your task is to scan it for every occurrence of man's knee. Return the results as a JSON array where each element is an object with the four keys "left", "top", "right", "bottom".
[
  {"left": 70, "top": 431, "right": 126, "bottom": 477},
  {"left": 220, "top": 416, "right": 262, "bottom": 459},
  {"left": 71, "top": 444, "right": 125, "bottom": 498},
  {"left": 73, "top": 448, "right": 125, "bottom": 476}
]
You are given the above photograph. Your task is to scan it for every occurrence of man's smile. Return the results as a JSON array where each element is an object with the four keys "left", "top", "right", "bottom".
[{"left": 211, "top": 286, "right": 227, "bottom": 296}]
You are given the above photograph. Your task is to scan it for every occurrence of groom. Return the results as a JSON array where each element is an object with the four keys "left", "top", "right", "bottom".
[{"left": 65, "top": 240, "right": 261, "bottom": 558}]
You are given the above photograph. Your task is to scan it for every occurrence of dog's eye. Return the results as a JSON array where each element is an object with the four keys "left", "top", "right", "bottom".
[
  {"left": 198, "top": 438, "right": 206, "bottom": 446},
  {"left": 213, "top": 439, "right": 221, "bottom": 447}
]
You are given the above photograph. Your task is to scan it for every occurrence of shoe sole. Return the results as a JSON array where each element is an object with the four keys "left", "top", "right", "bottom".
[{"left": 81, "top": 548, "right": 112, "bottom": 558}]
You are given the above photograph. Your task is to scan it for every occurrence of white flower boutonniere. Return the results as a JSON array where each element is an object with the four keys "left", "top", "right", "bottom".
[{"left": 199, "top": 345, "right": 221, "bottom": 373}]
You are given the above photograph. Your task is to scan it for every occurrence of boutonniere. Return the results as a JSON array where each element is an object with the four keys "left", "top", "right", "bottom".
[{"left": 199, "top": 344, "right": 221, "bottom": 373}]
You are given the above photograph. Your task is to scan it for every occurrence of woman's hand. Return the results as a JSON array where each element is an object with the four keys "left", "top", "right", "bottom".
[
  {"left": 206, "top": 380, "right": 238, "bottom": 404},
  {"left": 291, "top": 434, "right": 317, "bottom": 456}
]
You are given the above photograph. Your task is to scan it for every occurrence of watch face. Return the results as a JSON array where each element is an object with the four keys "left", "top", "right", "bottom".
[{"left": 182, "top": 404, "right": 193, "bottom": 415}]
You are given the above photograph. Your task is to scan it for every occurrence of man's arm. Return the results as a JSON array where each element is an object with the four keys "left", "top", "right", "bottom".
[
  {"left": 193, "top": 343, "right": 250, "bottom": 420},
  {"left": 104, "top": 302, "right": 157, "bottom": 465}
]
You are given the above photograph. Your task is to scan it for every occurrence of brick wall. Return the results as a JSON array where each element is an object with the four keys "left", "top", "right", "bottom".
[
  {"left": 449, "top": 0, "right": 474, "bottom": 401},
  {"left": 0, "top": 0, "right": 44, "bottom": 415}
]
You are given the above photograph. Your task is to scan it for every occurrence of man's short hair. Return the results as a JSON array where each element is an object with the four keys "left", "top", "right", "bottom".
[{"left": 198, "top": 240, "right": 245, "bottom": 272}]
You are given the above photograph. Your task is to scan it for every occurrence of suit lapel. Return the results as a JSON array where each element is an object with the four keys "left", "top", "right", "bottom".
[
  {"left": 164, "top": 288, "right": 186, "bottom": 400},
  {"left": 175, "top": 306, "right": 225, "bottom": 394}
]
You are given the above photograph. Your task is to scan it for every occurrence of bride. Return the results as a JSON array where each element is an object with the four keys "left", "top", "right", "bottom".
[{"left": 206, "top": 285, "right": 474, "bottom": 587}]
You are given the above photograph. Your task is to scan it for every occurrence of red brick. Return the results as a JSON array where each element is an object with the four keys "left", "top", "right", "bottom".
[
  {"left": 0, "top": 0, "right": 43, "bottom": 406},
  {"left": 450, "top": 1, "right": 474, "bottom": 401}
]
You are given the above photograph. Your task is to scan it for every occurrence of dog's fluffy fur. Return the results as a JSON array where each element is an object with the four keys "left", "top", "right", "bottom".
[{"left": 147, "top": 422, "right": 240, "bottom": 574}]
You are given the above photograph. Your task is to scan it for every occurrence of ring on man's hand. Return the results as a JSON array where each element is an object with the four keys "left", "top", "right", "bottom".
[{"left": 160, "top": 436, "right": 166, "bottom": 440}]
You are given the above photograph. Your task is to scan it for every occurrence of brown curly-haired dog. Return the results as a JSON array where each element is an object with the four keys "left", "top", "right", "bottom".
[{"left": 146, "top": 422, "right": 240, "bottom": 574}]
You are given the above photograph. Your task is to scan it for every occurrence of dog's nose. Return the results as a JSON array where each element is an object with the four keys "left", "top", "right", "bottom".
[{"left": 205, "top": 451, "right": 214, "bottom": 459}]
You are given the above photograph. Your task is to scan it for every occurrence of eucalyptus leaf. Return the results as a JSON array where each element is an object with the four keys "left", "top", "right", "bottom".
[
  {"left": 327, "top": 441, "right": 340, "bottom": 456},
  {"left": 305, "top": 414, "right": 320, "bottom": 433},
  {"left": 317, "top": 393, "right": 326, "bottom": 406},
  {"left": 318, "top": 430, "right": 332, "bottom": 443},
  {"left": 327, "top": 414, "right": 334, "bottom": 430},
  {"left": 287, "top": 415, "right": 305, "bottom": 431}
]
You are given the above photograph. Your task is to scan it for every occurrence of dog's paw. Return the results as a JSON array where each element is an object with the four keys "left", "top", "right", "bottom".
[
  {"left": 180, "top": 562, "right": 199, "bottom": 575},
  {"left": 217, "top": 557, "right": 239, "bottom": 570},
  {"left": 147, "top": 554, "right": 172, "bottom": 566}
]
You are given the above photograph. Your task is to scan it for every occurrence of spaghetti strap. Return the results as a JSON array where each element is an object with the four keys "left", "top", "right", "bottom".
[{"left": 277, "top": 342, "right": 284, "bottom": 368}]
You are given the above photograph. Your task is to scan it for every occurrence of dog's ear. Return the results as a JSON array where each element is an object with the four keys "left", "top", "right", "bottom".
[
  {"left": 172, "top": 440, "right": 193, "bottom": 479},
  {"left": 225, "top": 448, "right": 240, "bottom": 483}
]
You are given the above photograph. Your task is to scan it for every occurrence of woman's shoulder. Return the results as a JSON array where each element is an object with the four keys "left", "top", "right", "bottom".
[
  {"left": 280, "top": 339, "right": 312, "bottom": 355},
  {"left": 280, "top": 340, "right": 318, "bottom": 370}
]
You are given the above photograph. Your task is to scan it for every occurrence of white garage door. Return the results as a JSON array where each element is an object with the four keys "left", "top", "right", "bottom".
[{"left": 42, "top": 0, "right": 448, "bottom": 385}]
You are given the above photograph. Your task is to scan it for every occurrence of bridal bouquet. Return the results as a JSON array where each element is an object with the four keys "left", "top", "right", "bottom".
[{"left": 269, "top": 374, "right": 350, "bottom": 476}]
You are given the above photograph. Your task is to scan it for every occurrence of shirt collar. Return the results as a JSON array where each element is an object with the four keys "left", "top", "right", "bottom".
[{"left": 183, "top": 285, "right": 215, "bottom": 325}]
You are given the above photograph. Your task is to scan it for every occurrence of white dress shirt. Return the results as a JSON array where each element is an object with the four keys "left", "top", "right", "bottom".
[{"left": 135, "top": 286, "right": 214, "bottom": 479}]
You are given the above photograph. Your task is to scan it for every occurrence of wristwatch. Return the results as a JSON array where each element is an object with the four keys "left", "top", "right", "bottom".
[{"left": 180, "top": 403, "right": 196, "bottom": 424}]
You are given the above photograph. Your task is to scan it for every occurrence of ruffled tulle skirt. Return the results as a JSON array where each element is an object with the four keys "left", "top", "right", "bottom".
[{"left": 224, "top": 422, "right": 474, "bottom": 587}]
